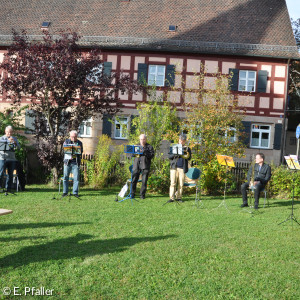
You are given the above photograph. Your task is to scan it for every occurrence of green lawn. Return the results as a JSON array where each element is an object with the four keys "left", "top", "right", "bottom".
[{"left": 1, "top": 186, "right": 300, "bottom": 299}]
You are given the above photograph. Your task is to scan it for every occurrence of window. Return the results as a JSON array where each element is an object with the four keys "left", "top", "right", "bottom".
[
  {"left": 148, "top": 65, "right": 166, "bottom": 87},
  {"left": 238, "top": 70, "right": 256, "bottom": 92},
  {"left": 114, "top": 117, "right": 129, "bottom": 139},
  {"left": 189, "top": 124, "right": 202, "bottom": 144},
  {"left": 86, "top": 64, "right": 103, "bottom": 84},
  {"left": 230, "top": 69, "right": 267, "bottom": 93},
  {"left": 41, "top": 21, "right": 50, "bottom": 28},
  {"left": 138, "top": 64, "right": 175, "bottom": 87},
  {"left": 86, "top": 62, "right": 112, "bottom": 84},
  {"left": 220, "top": 127, "right": 237, "bottom": 143},
  {"left": 168, "top": 25, "right": 177, "bottom": 32},
  {"left": 79, "top": 118, "right": 92, "bottom": 137},
  {"left": 250, "top": 124, "right": 271, "bottom": 148}
]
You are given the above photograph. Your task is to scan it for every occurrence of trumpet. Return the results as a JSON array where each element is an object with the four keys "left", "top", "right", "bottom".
[{"left": 249, "top": 154, "right": 256, "bottom": 190}]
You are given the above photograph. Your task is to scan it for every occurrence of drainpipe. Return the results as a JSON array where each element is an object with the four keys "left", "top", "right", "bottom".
[{"left": 280, "top": 58, "right": 291, "bottom": 164}]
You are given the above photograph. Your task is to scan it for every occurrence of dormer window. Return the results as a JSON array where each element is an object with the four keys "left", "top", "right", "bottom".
[
  {"left": 168, "top": 25, "right": 177, "bottom": 32},
  {"left": 41, "top": 22, "right": 50, "bottom": 30}
]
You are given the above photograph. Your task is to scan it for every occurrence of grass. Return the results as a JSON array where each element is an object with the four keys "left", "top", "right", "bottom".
[{"left": 1, "top": 185, "right": 300, "bottom": 299}]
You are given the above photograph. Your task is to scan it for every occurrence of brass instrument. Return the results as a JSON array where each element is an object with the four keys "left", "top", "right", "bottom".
[
  {"left": 181, "top": 146, "right": 190, "bottom": 159},
  {"left": 249, "top": 154, "right": 256, "bottom": 190},
  {"left": 0, "top": 138, "right": 16, "bottom": 152}
]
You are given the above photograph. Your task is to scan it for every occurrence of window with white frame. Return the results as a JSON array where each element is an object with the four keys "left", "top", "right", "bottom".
[
  {"left": 187, "top": 124, "right": 202, "bottom": 144},
  {"left": 250, "top": 124, "right": 271, "bottom": 148},
  {"left": 79, "top": 118, "right": 92, "bottom": 137},
  {"left": 148, "top": 65, "right": 166, "bottom": 87},
  {"left": 114, "top": 117, "right": 129, "bottom": 139},
  {"left": 238, "top": 70, "right": 256, "bottom": 92},
  {"left": 218, "top": 127, "right": 237, "bottom": 143},
  {"left": 86, "top": 63, "right": 103, "bottom": 84}
]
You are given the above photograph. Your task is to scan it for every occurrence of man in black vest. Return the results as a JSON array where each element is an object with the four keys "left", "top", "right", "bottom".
[
  {"left": 131, "top": 134, "right": 154, "bottom": 199},
  {"left": 63, "top": 130, "right": 83, "bottom": 198},
  {"left": 241, "top": 153, "right": 271, "bottom": 209},
  {"left": 168, "top": 134, "right": 192, "bottom": 203}
]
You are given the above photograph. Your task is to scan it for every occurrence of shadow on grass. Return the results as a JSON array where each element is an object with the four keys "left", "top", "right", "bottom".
[
  {"left": 0, "top": 222, "right": 90, "bottom": 231},
  {"left": 270, "top": 200, "right": 300, "bottom": 207},
  {"left": 0, "top": 236, "right": 46, "bottom": 242},
  {"left": 0, "top": 233, "right": 177, "bottom": 268}
]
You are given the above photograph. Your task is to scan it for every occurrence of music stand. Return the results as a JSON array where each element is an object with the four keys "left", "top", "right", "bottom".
[
  {"left": 278, "top": 155, "right": 300, "bottom": 226},
  {"left": 214, "top": 154, "right": 235, "bottom": 212},
  {"left": 61, "top": 144, "right": 82, "bottom": 200},
  {"left": 117, "top": 145, "right": 143, "bottom": 205},
  {"left": 0, "top": 140, "right": 17, "bottom": 196}
]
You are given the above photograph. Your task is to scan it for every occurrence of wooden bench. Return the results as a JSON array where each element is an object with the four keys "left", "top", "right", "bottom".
[{"left": 0, "top": 209, "right": 13, "bottom": 216}]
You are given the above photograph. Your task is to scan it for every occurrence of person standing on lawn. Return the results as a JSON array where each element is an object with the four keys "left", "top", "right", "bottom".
[{"left": 62, "top": 130, "right": 83, "bottom": 198}]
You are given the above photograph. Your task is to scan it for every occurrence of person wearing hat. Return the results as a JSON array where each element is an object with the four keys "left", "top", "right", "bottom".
[{"left": 168, "top": 134, "right": 192, "bottom": 203}]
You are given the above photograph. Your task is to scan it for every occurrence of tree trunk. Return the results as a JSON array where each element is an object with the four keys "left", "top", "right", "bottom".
[{"left": 51, "top": 166, "right": 59, "bottom": 186}]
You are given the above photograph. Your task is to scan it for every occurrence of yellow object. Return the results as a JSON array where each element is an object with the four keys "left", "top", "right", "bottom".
[
  {"left": 285, "top": 155, "right": 300, "bottom": 170},
  {"left": 216, "top": 154, "right": 235, "bottom": 168}
]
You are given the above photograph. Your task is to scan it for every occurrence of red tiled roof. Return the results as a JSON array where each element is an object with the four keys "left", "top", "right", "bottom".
[{"left": 0, "top": 0, "right": 298, "bottom": 59}]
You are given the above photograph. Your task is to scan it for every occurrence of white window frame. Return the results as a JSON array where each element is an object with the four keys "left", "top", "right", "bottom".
[
  {"left": 86, "top": 63, "right": 103, "bottom": 84},
  {"left": 148, "top": 65, "right": 166, "bottom": 87},
  {"left": 218, "top": 127, "right": 237, "bottom": 144},
  {"left": 250, "top": 124, "right": 271, "bottom": 149},
  {"left": 79, "top": 118, "right": 92, "bottom": 137},
  {"left": 189, "top": 124, "right": 202, "bottom": 145},
  {"left": 238, "top": 70, "right": 256, "bottom": 92},
  {"left": 224, "top": 127, "right": 237, "bottom": 143},
  {"left": 114, "top": 117, "right": 129, "bottom": 140}
]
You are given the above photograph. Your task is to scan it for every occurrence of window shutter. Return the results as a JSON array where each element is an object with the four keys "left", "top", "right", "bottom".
[
  {"left": 165, "top": 64, "right": 175, "bottom": 87},
  {"left": 241, "top": 121, "right": 251, "bottom": 147},
  {"left": 25, "top": 110, "right": 35, "bottom": 134},
  {"left": 137, "top": 63, "right": 148, "bottom": 84},
  {"left": 273, "top": 124, "right": 282, "bottom": 150},
  {"left": 257, "top": 70, "right": 268, "bottom": 93},
  {"left": 102, "top": 114, "right": 112, "bottom": 137},
  {"left": 103, "top": 62, "right": 112, "bottom": 76},
  {"left": 229, "top": 68, "right": 239, "bottom": 91},
  {"left": 130, "top": 115, "right": 138, "bottom": 135}
]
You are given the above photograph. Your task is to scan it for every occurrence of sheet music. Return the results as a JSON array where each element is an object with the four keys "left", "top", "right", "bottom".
[{"left": 170, "top": 144, "right": 183, "bottom": 155}]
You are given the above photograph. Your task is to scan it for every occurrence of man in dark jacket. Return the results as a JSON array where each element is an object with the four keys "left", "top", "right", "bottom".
[
  {"left": 131, "top": 134, "right": 155, "bottom": 199},
  {"left": 168, "top": 134, "right": 192, "bottom": 203},
  {"left": 63, "top": 130, "right": 83, "bottom": 198},
  {"left": 241, "top": 153, "right": 271, "bottom": 209}
]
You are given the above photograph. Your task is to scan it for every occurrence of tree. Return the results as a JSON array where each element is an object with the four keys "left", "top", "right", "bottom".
[
  {"left": 291, "top": 18, "right": 300, "bottom": 48},
  {"left": 0, "top": 30, "right": 142, "bottom": 183},
  {"left": 289, "top": 18, "right": 300, "bottom": 107},
  {"left": 129, "top": 89, "right": 179, "bottom": 152},
  {"left": 182, "top": 70, "right": 246, "bottom": 166},
  {"left": 127, "top": 89, "right": 179, "bottom": 193}
]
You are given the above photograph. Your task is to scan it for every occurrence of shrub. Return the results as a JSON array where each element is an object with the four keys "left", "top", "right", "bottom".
[
  {"left": 87, "top": 135, "right": 125, "bottom": 188},
  {"left": 268, "top": 164, "right": 300, "bottom": 199},
  {"left": 147, "top": 154, "right": 170, "bottom": 194},
  {"left": 200, "top": 159, "right": 236, "bottom": 195}
]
